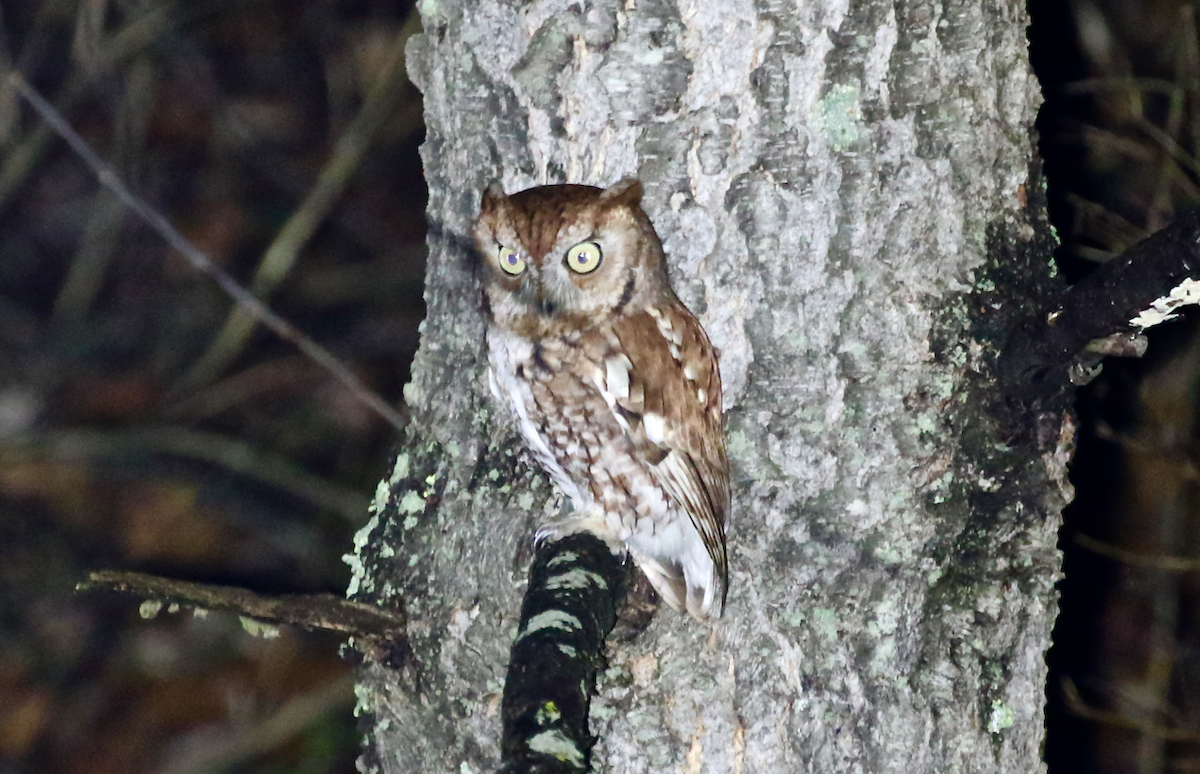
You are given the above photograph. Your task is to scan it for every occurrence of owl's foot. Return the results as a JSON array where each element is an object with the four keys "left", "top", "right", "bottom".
[{"left": 535, "top": 511, "right": 625, "bottom": 554}]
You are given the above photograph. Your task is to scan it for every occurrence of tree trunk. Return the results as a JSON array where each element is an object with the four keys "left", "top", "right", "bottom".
[{"left": 349, "top": 0, "right": 1068, "bottom": 771}]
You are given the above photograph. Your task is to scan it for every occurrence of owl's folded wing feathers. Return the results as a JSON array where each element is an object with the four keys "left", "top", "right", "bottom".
[{"left": 595, "top": 306, "right": 730, "bottom": 609}]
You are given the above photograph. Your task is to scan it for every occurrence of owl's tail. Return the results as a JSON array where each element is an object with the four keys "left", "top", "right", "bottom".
[{"left": 634, "top": 551, "right": 725, "bottom": 619}]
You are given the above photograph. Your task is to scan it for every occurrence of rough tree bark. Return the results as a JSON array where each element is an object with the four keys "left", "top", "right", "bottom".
[{"left": 347, "top": 0, "right": 1067, "bottom": 771}]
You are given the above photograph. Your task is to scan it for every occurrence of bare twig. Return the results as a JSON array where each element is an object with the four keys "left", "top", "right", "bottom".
[
  {"left": 80, "top": 570, "right": 406, "bottom": 642},
  {"left": 7, "top": 70, "right": 407, "bottom": 431}
]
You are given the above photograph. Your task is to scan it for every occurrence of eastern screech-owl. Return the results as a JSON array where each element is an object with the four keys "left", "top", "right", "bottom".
[{"left": 474, "top": 178, "right": 729, "bottom": 618}]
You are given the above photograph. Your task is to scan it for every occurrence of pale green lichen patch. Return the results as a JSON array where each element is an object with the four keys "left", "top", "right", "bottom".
[
  {"left": 988, "top": 700, "right": 1015, "bottom": 733},
  {"left": 535, "top": 701, "right": 562, "bottom": 725},
  {"left": 139, "top": 600, "right": 163, "bottom": 619},
  {"left": 352, "top": 513, "right": 379, "bottom": 551},
  {"left": 543, "top": 569, "right": 607, "bottom": 591},
  {"left": 590, "top": 699, "right": 616, "bottom": 721},
  {"left": 873, "top": 544, "right": 903, "bottom": 565},
  {"left": 517, "top": 610, "right": 582, "bottom": 641},
  {"left": 398, "top": 490, "right": 425, "bottom": 515},
  {"left": 344, "top": 512, "right": 381, "bottom": 597},
  {"left": 369, "top": 480, "right": 390, "bottom": 515},
  {"left": 726, "top": 428, "right": 754, "bottom": 468},
  {"left": 810, "top": 607, "right": 840, "bottom": 642},
  {"left": 776, "top": 606, "right": 806, "bottom": 628},
  {"left": 239, "top": 617, "right": 280, "bottom": 639},
  {"left": 390, "top": 453, "right": 410, "bottom": 484},
  {"left": 354, "top": 681, "right": 373, "bottom": 717},
  {"left": 557, "top": 643, "right": 577, "bottom": 657},
  {"left": 528, "top": 730, "right": 584, "bottom": 765},
  {"left": 546, "top": 552, "right": 579, "bottom": 567},
  {"left": 517, "top": 491, "right": 535, "bottom": 510},
  {"left": 402, "top": 381, "right": 420, "bottom": 407},
  {"left": 417, "top": 0, "right": 438, "bottom": 22},
  {"left": 813, "top": 84, "right": 862, "bottom": 152}
]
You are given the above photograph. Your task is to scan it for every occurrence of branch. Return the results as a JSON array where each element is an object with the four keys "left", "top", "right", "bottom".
[
  {"left": 79, "top": 570, "right": 406, "bottom": 646},
  {"left": 501, "top": 534, "right": 624, "bottom": 774},
  {"left": 6, "top": 71, "right": 407, "bottom": 431},
  {"left": 998, "top": 208, "right": 1200, "bottom": 398}
]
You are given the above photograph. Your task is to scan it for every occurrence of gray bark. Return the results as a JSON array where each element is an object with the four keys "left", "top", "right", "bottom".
[{"left": 348, "top": 0, "right": 1068, "bottom": 772}]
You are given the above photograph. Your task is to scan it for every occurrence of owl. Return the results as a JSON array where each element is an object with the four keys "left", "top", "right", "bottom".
[{"left": 474, "top": 178, "right": 729, "bottom": 618}]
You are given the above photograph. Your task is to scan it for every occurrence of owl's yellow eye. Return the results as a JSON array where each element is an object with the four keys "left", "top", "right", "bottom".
[
  {"left": 498, "top": 246, "right": 526, "bottom": 276},
  {"left": 564, "top": 241, "right": 602, "bottom": 274}
]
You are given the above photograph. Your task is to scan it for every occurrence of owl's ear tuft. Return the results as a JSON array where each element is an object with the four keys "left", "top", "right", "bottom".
[
  {"left": 600, "top": 178, "right": 643, "bottom": 208},
  {"left": 481, "top": 182, "right": 507, "bottom": 215}
]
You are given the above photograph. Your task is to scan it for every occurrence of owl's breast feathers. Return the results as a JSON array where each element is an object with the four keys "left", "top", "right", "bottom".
[{"left": 485, "top": 301, "right": 730, "bottom": 616}]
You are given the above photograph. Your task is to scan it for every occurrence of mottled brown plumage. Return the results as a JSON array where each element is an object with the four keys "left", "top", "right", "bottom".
[{"left": 475, "top": 179, "right": 729, "bottom": 618}]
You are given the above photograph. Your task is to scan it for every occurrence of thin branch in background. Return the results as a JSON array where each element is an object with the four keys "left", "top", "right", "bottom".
[
  {"left": 6, "top": 70, "right": 407, "bottom": 431},
  {"left": 1062, "top": 77, "right": 1182, "bottom": 96},
  {"left": 0, "top": 427, "right": 371, "bottom": 521},
  {"left": 153, "top": 674, "right": 357, "bottom": 774},
  {"left": 1063, "top": 191, "right": 1151, "bottom": 255},
  {"left": 53, "top": 57, "right": 154, "bottom": 321},
  {"left": 1061, "top": 678, "right": 1200, "bottom": 743},
  {"left": 180, "top": 12, "right": 421, "bottom": 389},
  {"left": 1080, "top": 530, "right": 1200, "bottom": 566}
]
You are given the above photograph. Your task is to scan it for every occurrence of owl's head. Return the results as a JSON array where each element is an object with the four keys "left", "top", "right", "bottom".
[{"left": 474, "top": 179, "right": 675, "bottom": 334}]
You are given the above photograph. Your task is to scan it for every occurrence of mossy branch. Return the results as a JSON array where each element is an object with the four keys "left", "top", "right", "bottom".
[{"left": 500, "top": 534, "right": 624, "bottom": 774}]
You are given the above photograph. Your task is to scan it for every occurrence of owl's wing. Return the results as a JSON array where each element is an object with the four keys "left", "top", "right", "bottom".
[{"left": 601, "top": 306, "right": 730, "bottom": 613}]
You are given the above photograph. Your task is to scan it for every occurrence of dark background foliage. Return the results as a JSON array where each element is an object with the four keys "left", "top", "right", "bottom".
[
  {"left": 1033, "top": 1, "right": 1200, "bottom": 771},
  {"left": 0, "top": 1, "right": 1196, "bottom": 772}
]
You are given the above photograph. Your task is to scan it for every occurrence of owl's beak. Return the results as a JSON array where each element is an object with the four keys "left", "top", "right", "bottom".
[
  {"left": 513, "top": 279, "right": 555, "bottom": 316},
  {"left": 512, "top": 274, "right": 562, "bottom": 317}
]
